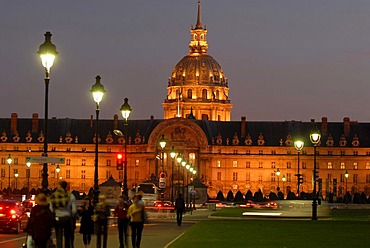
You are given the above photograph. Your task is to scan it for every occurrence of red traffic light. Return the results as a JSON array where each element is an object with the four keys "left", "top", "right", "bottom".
[
  {"left": 160, "top": 173, "right": 165, "bottom": 178},
  {"left": 117, "top": 153, "right": 123, "bottom": 160},
  {"left": 116, "top": 153, "right": 124, "bottom": 170}
]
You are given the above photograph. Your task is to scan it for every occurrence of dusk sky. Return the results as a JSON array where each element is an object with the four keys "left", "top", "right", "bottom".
[{"left": 1, "top": 1, "right": 370, "bottom": 122}]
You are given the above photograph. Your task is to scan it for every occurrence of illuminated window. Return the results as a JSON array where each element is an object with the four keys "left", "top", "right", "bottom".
[
  {"left": 366, "top": 163, "right": 370, "bottom": 170},
  {"left": 135, "top": 160, "right": 140, "bottom": 167},
  {"left": 217, "top": 161, "right": 221, "bottom": 168},
  {"left": 327, "top": 162, "right": 333, "bottom": 170},
  {"left": 340, "top": 162, "right": 346, "bottom": 170},
  {"left": 233, "top": 161, "right": 237, "bottom": 168},
  {"left": 353, "top": 162, "right": 358, "bottom": 170}
]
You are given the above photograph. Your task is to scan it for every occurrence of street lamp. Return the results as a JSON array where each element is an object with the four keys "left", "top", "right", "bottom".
[
  {"left": 56, "top": 165, "right": 61, "bottom": 183},
  {"left": 282, "top": 175, "right": 286, "bottom": 195},
  {"left": 310, "top": 128, "right": 321, "bottom": 220},
  {"left": 345, "top": 170, "right": 349, "bottom": 193},
  {"left": 14, "top": 170, "right": 19, "bottom": 190},
  {"left": 294, "top": 140, "right": 304, "bottom": 197},
  {"left": 276, "top": 168, "right": 281, "bottom": 191},
  {"left": 159, "top": 134, "right": 167, "bottom": 174},
  {"left": 90, "top": 75, "right": 105, "bottom": 205},
  {"left": 26, "top": 161, "right": 31, "bottom": 192},
  {"left": 170, "top": 146, "right": 176, "bottom": 203},
  {"left": 120, "top": 98, "right": 132, "bottom": 197},
  {"left": 7, "top": 154, "right": 12, "bottom": 189},
  {"left": 38, "top": 31, "right": 58, "bottom": 192}
]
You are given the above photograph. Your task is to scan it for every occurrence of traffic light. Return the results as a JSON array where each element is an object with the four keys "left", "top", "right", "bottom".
[
  {"left": 298, "top": 174, "right": 304, "bottom": 185},
  {"left": 116, "top": 153, "right": 124, "bottom": 170}
]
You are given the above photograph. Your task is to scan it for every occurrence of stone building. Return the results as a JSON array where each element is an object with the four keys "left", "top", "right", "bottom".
[{"left": 1, "top": 2, "right": 370, "bottom": 200}]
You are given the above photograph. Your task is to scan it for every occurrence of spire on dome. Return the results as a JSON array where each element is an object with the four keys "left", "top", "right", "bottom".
[{"left": 195, "top": 1, "right": 202, "bottom": 29}]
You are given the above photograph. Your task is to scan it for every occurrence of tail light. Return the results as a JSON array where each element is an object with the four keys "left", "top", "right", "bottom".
[{"left": 10, "top": 209, "right": 17, "bottom": 219}]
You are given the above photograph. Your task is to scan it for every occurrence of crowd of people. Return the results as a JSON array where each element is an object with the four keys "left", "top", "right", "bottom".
[{"left": 25, "top": 180, "right": 151, "bottom": 248}]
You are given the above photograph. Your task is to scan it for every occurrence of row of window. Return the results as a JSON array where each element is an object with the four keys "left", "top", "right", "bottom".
[
  {"left": 216, "top": 172, "right": 365, "bottom": 183},
  {"left": 218, "top": 161, "right": 369, "bottom": 170},
  {"left": 230, "top": 150, "right": 370, "bottom": 155}
]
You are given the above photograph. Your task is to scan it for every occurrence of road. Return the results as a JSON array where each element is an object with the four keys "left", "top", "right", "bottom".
[{"left": 0, "top": 219, "right": 194, "bottom": 248}]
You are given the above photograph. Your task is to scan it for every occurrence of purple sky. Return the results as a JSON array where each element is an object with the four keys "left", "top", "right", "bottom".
[{"left": 1, "top": 0, "right": 370, "bottom": 122}]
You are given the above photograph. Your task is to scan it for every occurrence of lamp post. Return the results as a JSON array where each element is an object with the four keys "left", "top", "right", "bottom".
[
  {"left": 181, "top": 160, "right": 186, "bottom": 197},
  {"left": 120, "top": 98, "right": 132, "bottom": 197},
  {"left": 26, "top": 161, "right": 31, "bottom": 192},
  {"left": 90, "top": 75, "right": 105, "bottom": 205},
  {"left": 14, "top": 170, "right": 19, "bottom": 190},
  {"left": 38, "top": 31, "right": 58, "bottom": 192},
  {"left": 294, "top": 140, "right": 304, "bottom": 197},
  {"left": 276, "top": 168, "right": 281, "bottom": 191},
  {"left": 7, "top": 154, "right": 12, "bottom": 189},
  {"left": 345, "top": 170, "right": 349, "bottom": 193},
  {"left": 185, "top": 163, "right": 191, "bottom": 208},
  {"left": 175, "top": 154, "right": 183, "bottom": 202},
  {"left": 282, "top": 175, "right": 286, "bottom": 195},
  {"left": 56, "top": 165, "right": 61, "bottom": 184},
  {"left": 170, "top": 146, "right": 176, "bottom": 203},
  {"left": 159, "top": 134, "right": 167, "bottom": 173},
  {"left": 310, "top": 128, "right": 321, "bottom": 220}
]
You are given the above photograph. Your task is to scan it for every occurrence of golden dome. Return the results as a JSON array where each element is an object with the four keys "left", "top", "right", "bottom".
[{"left": 169, "top": 54, "right": 227, "bottom": 86}]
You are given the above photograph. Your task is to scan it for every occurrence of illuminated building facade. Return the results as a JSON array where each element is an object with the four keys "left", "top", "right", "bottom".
[{"left": 1, "top": 2, "right": 370, "bottom": 199}]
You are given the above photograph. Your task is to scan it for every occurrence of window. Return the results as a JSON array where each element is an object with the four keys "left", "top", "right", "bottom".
[
  {"left": 135, "top": 160, "right": 140, "bottom": 167},
  {"left": 327, "top": 173, "right": 332, "bottom": 182},
  {"left": 202, "top": 89, "right": 207, "bottom": 99},
  {"left": 66, "top": 159, "right": 71, "bottom": 166},
  {"left": 271, "top": 173, "right": 276, "bottom": 182},
  {"left": 246, "top": 161, "right": 250, "bottom": 168},
  {"left": 39, "top": 170, "right": 42, "bottom": 178},
  {"left": 366, "top": 163, "right": 370, "bottom": 170},
  {"left": 340, "top": 151, "right": 345, "bottom": 156},
  {"left": 217, "top": 161, "right": 221, "bottom": 168},
  {"left": 82, "top": 148, "right": 86, "bottom": 152},
  {"left": 189, "top": 153, "right": 195, "bottom": 165},
  {"left": 246, "top": 150, "right": 250, "bottom": 155},
  {"left": 66, "top": 147, "right": 71, "bottom": 152},
  {"left": 233, "top": 150, "right": 238, "bottom": 154},
  {"left": 367, "top": 151, "right": 370, "bottom": 156},
  {"left": 366, "top": 174, "right": 370, "bottom": 183},
  {"left": 259, "top": 150, "right": 263, "bottom": 155},
  {"left": 51, "top": 147, "right": 56, "bottom": 151},
  {"left": 353, "top": 174, "right": 358, "bottom": 183},
  {"left": 106, "top": 171, "right": 111, "bottom": 179},
  {"left": 302, "top": 162, "right": 307, "bottom": 169},
  {"left": 1, "top": 158, "right": 5, "bottom": 165},
  {"left": 14, "top": 147, "right": 19, "bottom": 151},
  {"left": 258, "top": 174, "right": 263, "bottom": 183},
  {"left": 287, "top": 151, "right": 291, "bottom": 155},
  {"left": 66, "top": 170, "right": 70, "bottom": 179},
  {"left": 0, "top": 169, "right": 5, "bottom": 177},
  {"left": 246, "top": 173, "right": 250, "bottom": 181},
  {"left": 353, "top": 151, "right": 358, "bottom": 156},
  {"left": 107, "top": 159, "right": 111, "bottom": 166},
  {"left": 286, "top": 162, "right": 291, "bottom": 169},
  {"left": 340, "top": 174, "right": 344, "bottom": 183},
  {"left": 187, "top": 89, "right": 192, "bottom": 99},
  {"left": 353, "top": 162, "right": 358, "bottom": 170},
  {"left": 232, "top": 172, "right": 238, "bottom": 181},
  {"left": 107, "top": 148, "right": 111, "bottom": 152},
  {"left": 81, "top": 170, "right": 86, "bottom": 179},
  {"left": 13, "top": 158, "right": 18, "bottom": 165},
  {"left": 201, "top": 114, "right": 209, "bottom": 120},
  {"left": 328, "top": 151, "right": 332, "bottom": 156},
  {"left": 82, "top": 159, "right": 86, "bottom": 166},
  {"left": 217, "top": 172, "right": 221, "bottom": 181},
  {"left": 287, "top": 173, "right": 292, "bottom": 182},
  {"left": 258, "top": 162, "right": 263, "bottom": 168},
  {"left": 271, "top": 162, "right": 276, "bottom": 169},
  {"left": 340, "top": 162, "right": 346, "bottom": 170},
  {"left": 233, "top": 161, "right": 238, "bottom": 168},
  {"left": 327, "top": 162, "right": 333, "bottom": 170}
]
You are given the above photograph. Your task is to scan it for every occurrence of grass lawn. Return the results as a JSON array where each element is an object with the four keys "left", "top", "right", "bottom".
[{"left": 169, "top": 208, "right": 370, "bottom": 248}]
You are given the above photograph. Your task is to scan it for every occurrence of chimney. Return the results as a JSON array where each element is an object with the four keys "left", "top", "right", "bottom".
[
  {"left": 241, "top": 116, "right": 246, "bottom": 138},
  {"left": 343, "top": 117, "right": 350, "bottom": 137},
  {"left": 310, "top": 119, "right": 315, "bottom": 123},
  {"left": 321, "top": 117, "right": 328, "bottom": 135},
  {"left": 10, "top": 113, "right": 18, "bottom": 133},
  {"left": 32, "top": 113, "right": 39, "bottom": 133},
  {"left": 113, "top": 114, "right": 118, "bottom": 130}
]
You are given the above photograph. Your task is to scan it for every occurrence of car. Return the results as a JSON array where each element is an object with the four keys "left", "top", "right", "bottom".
[
  {"left": 153, "top": 201, "right": 174, "bottom": 210},
  {"left": 0, "top": 200, "right": 29, "bottom": 233}
]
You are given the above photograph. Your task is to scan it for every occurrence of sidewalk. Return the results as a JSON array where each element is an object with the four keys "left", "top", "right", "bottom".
[{"left": 72, "top": 209, "right": 213, "bottom": 248}]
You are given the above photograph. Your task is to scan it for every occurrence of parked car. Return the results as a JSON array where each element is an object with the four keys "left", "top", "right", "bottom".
[
  {"left": 153, "top": 201, "right": 175, "bottom": 210},
  {"left": 0, "top": 200, "right": 29, "bottom": 233}
]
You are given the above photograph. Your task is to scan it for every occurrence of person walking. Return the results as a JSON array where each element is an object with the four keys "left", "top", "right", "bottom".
[
  {"left": 77, "top": 197, "right": 94, "bottom": 248},
  {"left": 25, "top": 193, "right": 54, "bottom": 248},
  {"left": 127, "top": 194, "right": 146, "bottom": 248},
  {"left": 94, "top": 194, "right": 110, "bottom": 248},
  {"left": 114, "top": 195, "right": 130, "bottom": 248},
  {"left": 175, "top": 193, "right": 185, "bottom": 226},
  {"left": 50, "top": 180, "right": 77, "bottom": 248}
]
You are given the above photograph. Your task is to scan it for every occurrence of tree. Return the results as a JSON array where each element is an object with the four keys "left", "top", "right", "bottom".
[
  {"left": 216, "top": 190, "right": 225, "bottom": 201},
  {"left": 353, "top": 192, "right": 361, "bottom": 204},
  {"left": 253, "top": 189, "right": 263, "bottom": 202},
  {"left": 234, "top": 191, "right": 244, "bottom": 203},
  {"left": 277, "top": 191, "right": 284, "bottom": 200},
  {"left": 360, "top": 192, "right": 367, "bottom": 204},
  {"left": 226, "top": 190, "right": 234, "bottom": 202},
  {"left": 344, "top": 192, "right": 352, "bottom": 204},
  {"left": 286, "top": 190, "right": 296, "bottom": 200},
  {"left": 269, "top": 192, "right": 278, "bottom": 200},
  {"left": 245, "top": 190, "right": 253, "bottom": 201}
]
